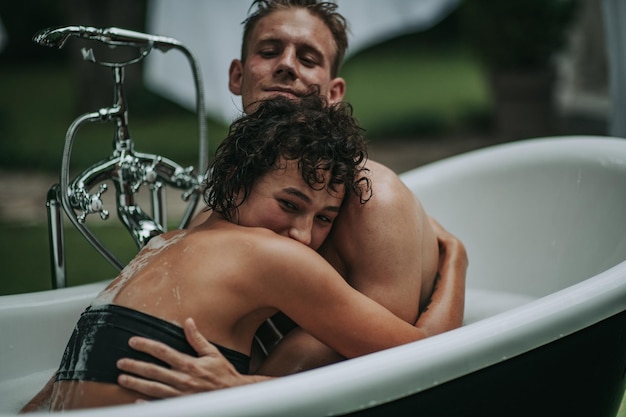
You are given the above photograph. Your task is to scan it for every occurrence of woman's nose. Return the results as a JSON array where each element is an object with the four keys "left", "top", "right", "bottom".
[{"left": 288, "top": 217, "right": 312, "bottom": 247}]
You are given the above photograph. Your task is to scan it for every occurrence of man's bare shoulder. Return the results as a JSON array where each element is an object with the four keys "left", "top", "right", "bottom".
[
  {"left": 363, "top": 159, "right": 397, "bottom": 178},
  {"left": 340, "top": 158, "right": 421, "bottom": 221}
]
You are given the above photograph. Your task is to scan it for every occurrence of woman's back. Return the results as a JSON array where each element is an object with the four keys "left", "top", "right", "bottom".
[
  {"left": 110, "top": 223, "right": 276, "bottom": 352},
  {"left": 51, "top": 220, "right": 282, "bottom": 410}
]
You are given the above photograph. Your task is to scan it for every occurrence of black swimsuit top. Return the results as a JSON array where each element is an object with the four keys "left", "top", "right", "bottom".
[{"left": 56, "top": 304, "right": 250, "bottom": 383}]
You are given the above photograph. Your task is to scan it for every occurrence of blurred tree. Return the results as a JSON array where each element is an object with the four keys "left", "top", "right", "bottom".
[
  {"left": 556, "top": 0, "right": 608, "bottom": 135},
  {"left": 461, "top": 0, "right": 579, "bottom": 140},
  {"left": 0, "top": 1, "right": 66, "bottom": 63},
  {"left": 65, "top": 0, "right": 147, "bottom": 114},
  {"left": 0, "top": 0, "right": 147, "bottom": 114}
]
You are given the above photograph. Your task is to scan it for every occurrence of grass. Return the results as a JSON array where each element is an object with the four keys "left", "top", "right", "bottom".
[
  {"left": 0, "top": 65, "right": 227, "bottom": 172},
  {"left": 0, "top": 222, "right": 138, "bottom": 295},
  {"left": 0, "top": 63, "right": 222, "bottom": 294},
  {"left": 0, "top": 43, "right": 490, "bottom": 172},
  {"left": 343, "top": 47, "right": 490, "bottom": 138}
]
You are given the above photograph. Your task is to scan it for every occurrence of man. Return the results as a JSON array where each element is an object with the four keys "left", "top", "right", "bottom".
[
  {"left": 17, "top": 3, "right": 465, "bottom": 410},
  {"left": 116, "top": 0, "right": 467, "bottom": 395}
]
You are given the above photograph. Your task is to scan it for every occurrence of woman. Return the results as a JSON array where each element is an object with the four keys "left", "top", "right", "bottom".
[{"left": 27, "top": 95, "right": 456, "bottom": 411}]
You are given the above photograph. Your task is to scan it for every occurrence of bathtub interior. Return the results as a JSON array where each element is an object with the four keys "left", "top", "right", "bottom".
[
  {"left": 0, "top": 282, "right": 104, "bottom": 412},
  {"left": 1, "top": 136, "right": 626, "bottom": 414},
  {"left": 401, "top": 136, "right": 626, "bottom": 299}
]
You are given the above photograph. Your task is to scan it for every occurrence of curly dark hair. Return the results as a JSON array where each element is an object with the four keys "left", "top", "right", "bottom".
[
  {"left": 205, "top": 95, "right": 371, "bottom": 222},
  {"left": 241, "top": 0, "right": 349, "bottom": 77}
]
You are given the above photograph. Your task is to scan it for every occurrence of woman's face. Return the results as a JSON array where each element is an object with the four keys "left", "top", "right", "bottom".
[{"left": 236, "top": 159, "right": 345, "bottom": 250}]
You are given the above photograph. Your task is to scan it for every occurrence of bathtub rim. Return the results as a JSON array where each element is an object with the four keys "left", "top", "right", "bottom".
[{"left": 8, "top": 256, "right": 621, "bottom": 417}]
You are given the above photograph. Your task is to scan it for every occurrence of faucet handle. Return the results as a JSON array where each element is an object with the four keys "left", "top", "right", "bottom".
[
  {"left": 74, "top": 183, "right": 109, "bottom": 223},
  {"left": 144, "top": 156, "right": 162, "bottom": 185},
  {"left": 94, "top": 184, "right": 110, "bottom": 220}
]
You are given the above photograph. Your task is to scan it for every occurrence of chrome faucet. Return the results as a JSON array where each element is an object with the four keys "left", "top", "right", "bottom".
[{"left": 36, "top": 26, "right": 209, "bottom": 289}]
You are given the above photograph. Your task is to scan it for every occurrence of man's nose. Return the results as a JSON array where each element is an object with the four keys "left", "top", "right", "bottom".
[
  {"left": 274, "top": 48, "right": 298, "bottom": 79},
  {"left": 288, "top": 217, "right": 313, "bottom": 247}
]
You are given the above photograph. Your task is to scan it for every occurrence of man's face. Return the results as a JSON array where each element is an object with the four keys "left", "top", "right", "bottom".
[{"left": 229, "top": 8, "right": 346, "bottom": 113}]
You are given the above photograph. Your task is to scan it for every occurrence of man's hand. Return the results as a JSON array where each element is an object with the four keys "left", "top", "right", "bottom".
[{"left": 117, "top": 318, "right": 270, "bottom": 398}]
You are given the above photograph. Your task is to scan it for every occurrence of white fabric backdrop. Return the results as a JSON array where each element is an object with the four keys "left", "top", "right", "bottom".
[{"left": 145, "top": 0, "right": 459, "bottom": 124}]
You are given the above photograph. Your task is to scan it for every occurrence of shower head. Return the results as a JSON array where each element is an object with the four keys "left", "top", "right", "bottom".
[
  {"left": 33, "top": 26, "right": 80, "bottom": 49},
  {"left": 33, "top": 26, "right": 181, "bottom": 52}
]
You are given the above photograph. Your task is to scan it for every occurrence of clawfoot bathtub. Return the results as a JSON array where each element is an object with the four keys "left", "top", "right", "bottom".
[{"left": 1, "top": 136, "right": 625, "bottom": 416}]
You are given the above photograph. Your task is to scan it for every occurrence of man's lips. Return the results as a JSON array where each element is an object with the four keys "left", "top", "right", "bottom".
[{"left": 265, "top": 88, "right": 302, "bottom": 99}]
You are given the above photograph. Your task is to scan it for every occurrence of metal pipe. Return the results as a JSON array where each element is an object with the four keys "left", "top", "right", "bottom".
[
  {"left": 60, "top": 109, "right": 125, "bottom": 271},
  {"left": 151, "top": 183, "right": 167, "bottom": 231},
  {"left": 36, "top": 25, "right": 208, "bottom": 287},
  {"left": 46, "top": 184, "right": 66, "bottom": 289}
]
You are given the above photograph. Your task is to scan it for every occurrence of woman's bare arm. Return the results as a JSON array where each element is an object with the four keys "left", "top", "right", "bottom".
[{"left": 256, "top": 217, "right": 467, "bottom": 375}]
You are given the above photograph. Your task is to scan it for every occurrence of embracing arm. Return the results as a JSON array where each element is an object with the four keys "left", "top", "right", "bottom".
[
  {"left": 117, "top": 318, "right": 270, "bottom": 397},
  {"left": 257, "top": 215, "right": 467, "bottom": 375},
  {"left": 254, "top": 237, "right": 458, "bottom": 359}
]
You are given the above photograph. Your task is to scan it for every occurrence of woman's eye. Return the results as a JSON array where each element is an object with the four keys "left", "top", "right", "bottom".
[
  {"left": 316, "top": 215, "right": 332, "bottom": 224},
  {"left": 280, "top": 200, "right": 297, "bottom": 210}
]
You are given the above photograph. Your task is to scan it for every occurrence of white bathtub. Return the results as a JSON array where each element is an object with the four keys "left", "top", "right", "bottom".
[{"left": 1, "top": 136, "right": 625, "bottom": 416}]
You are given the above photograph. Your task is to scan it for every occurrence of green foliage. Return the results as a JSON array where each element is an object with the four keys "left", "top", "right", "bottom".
[
  {"left": 0, "top": 223, "right": 137, "bottom": 295},
  {"left": 343, "top": 42, "right": 490, "bottom": 140},
  {"left": 1, "top": 47, "right": 489, "bottom": 173},
  {"left": 0, "top": 65, "right": 226, "bottom": 171}
]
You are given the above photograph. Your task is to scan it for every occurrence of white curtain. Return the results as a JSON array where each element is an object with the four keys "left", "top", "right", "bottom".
[{"left": 145, "top": 0, "right": 459, "bottom": 124}]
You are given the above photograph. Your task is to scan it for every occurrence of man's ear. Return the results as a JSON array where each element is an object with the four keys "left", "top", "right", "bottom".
[
  {"left": 228, "top": 59, "right": 244, "bottom": 95},
  {"left": 327, "top": 77, "right": 346, "bottom": 104}
]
